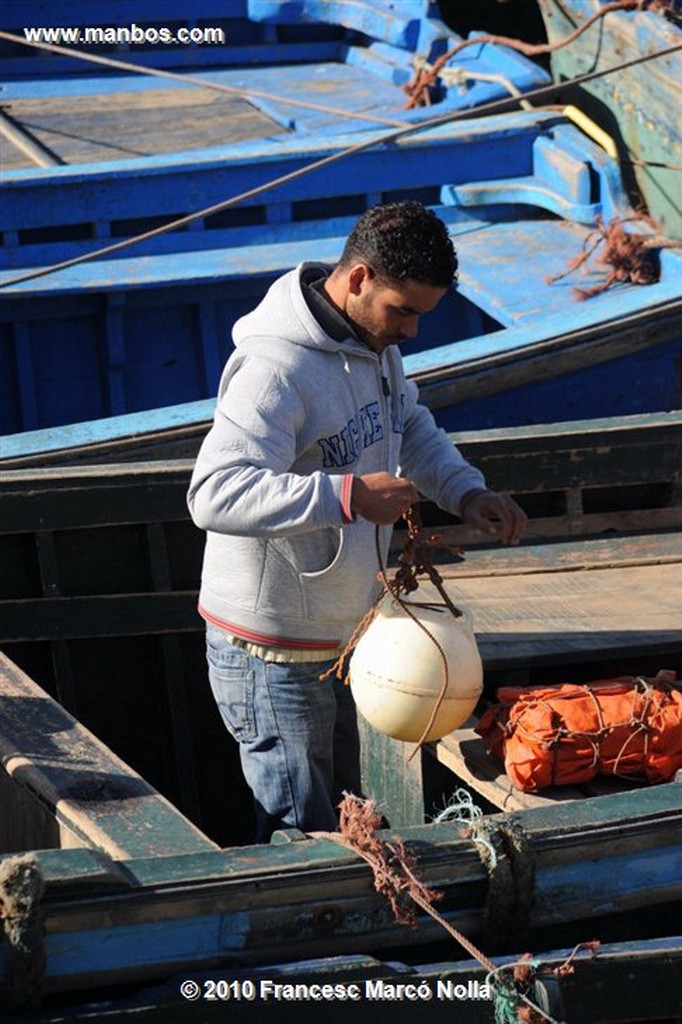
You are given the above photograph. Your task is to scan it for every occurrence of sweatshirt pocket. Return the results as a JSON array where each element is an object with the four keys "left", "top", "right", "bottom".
[
  {"left": 299, "top": 522, "right": 384, "bottom": 623},
  {"left": 257, "top": 529, "right": 339, "bottom": 620}
]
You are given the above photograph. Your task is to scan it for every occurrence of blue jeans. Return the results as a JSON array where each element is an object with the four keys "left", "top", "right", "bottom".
[{"left": 206, "top": 624, "right": 362, "bottom": 842}]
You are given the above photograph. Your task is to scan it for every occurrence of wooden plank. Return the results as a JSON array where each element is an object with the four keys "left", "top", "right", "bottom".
[
  {"left": 430, "top": 722, "right": 637, "bottom": 814},
  {"left": 434, "top": 532, "right": 682, "bottom": 576},
  {"left": 5, "top": 544, "right": 677, "bottom": 647},
  {"left": 1, "top": 91, "right": 285, "bottom": 169},
  {"left": 0, "top": 652, "right": 217, "bottom": 859},
  {"left": 358, "top": 718, "right": 424, "bottom": 828},
  {"left": 4, "top": 407, "right": 678, "bottom": 471},
  {"left": 416, "top": 298, "right": 682, "bottom": 410},
  {"left": 0, "top": 463, "right": 194, "bottom": 533},
  {"left": 0, "top": 111, "right": 569, "bottom": 236},
  {"left": 2, "top": 407, "right": 680, "bottom": 538},
  {"left": 537, "top": 0, "right": 681, "bottom": 236},
  {"left": 453, "top": 409, "right": 682, "bottom": 459},
  {"left": 394, "top": 506, "right": 682, "bottom": 553},
  {"left": 2, "top": 2, "right": 256, "bottom": 28},
  {"left": 436, "top": 560, "right": 682, "bottom": 668},
  {"left": 431, "top": 723, "right": 581, "bottom": 812},
  {"left": 52, "top": 937, "right": 682, "bottom": 1024},
  {"left": 0, "top": 399, "right": 215, "bottom": 467},
  {"left": 0, "top": 107, "right": 63, "bottom": 168},
  {"left": 0, "top": 592, "right": 201, "bottom": 643},
  {"left": 0, "top": 41, "right": 347, "bottom": 83},
  {"left": 465, "top": 440, "right": 681, "bottom": 496},
  {"left": 361, "top": 533, "right": 682, "bottom": 825},
  {"left": 0, "top": 784, "right": 678, "bottom": 994}
]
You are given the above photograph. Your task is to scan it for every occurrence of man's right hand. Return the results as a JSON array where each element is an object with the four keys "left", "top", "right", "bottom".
[{"left": 350, "top": 473, "right": 420, "bottom": 525}]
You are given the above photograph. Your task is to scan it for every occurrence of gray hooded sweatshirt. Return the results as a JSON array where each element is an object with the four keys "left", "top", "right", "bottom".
[{"left": 187, "top": 263, "right": 485, "bottom": 649}]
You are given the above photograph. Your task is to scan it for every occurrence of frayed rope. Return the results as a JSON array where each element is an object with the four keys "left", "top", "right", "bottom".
[
  {"left": 0, "top": 854, "right": 46, "bottom": 1011},
  {"left": 311, "top": 794, "right": 582, "bottom": 1022}
]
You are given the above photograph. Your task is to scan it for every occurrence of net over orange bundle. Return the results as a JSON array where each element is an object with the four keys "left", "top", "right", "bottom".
[{"left": 475, "top": 670, "right": 682, "bottom": 792}]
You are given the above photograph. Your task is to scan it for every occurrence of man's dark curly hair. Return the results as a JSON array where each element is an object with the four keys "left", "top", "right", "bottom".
[{"left": 338, "top": 201, "right": 458, "bottom": 288}]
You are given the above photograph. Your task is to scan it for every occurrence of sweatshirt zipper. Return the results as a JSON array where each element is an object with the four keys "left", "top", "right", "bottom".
[{"left": 378, "top": 354, "right": 393, "bottom": 465}]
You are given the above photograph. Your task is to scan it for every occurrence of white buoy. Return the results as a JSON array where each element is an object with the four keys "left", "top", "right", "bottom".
[{"left": 349, "top": 581, "right": 483, "bottom": 742}]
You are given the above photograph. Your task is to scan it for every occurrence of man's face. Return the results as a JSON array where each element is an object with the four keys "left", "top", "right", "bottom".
[{"left": 346, "top": 267, "right": 447, "bottom": 354}]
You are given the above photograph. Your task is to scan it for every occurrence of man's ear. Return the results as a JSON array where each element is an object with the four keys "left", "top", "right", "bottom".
[{"left": 348, "top": 263, "right": 373, "bottom": 295}]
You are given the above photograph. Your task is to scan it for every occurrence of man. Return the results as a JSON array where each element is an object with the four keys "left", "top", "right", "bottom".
[{"left": 187, "top": 201, "right": 526, "bottom": 841}]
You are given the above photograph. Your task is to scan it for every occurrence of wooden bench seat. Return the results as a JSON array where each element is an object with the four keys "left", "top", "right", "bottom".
[
  {"left": 362, "top": 525, "right": 682, "bottom": 823},
  {"left": 442, "top": 555, "right": 682, "bottom": 669},
  {"left": 430, "top": 719, "right": 641, "bottom": 813},
  {"left": 0, "top": 651, "right": 217, "bottom": 859},
  {"left": 422, "top": 528, "right": 682, "bottom": 812}
]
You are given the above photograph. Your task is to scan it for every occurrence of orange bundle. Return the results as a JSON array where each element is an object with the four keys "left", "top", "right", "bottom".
[{"left": 475, "top": 670, "right": 682, "bottom": 792}]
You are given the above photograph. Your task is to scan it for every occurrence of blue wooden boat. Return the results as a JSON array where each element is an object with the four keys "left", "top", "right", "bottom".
[
  {"left": 535, "top": 0, "right": 681, "bottom": 237},
  {"left": 1, "top": 104, "right": 680, "bottom": 442},
  {"left": 0, "top": 411, "right": 681, "bottom": 1020},
  {"left": 0, "top": 0, "right": 549, "bottom": 162}
]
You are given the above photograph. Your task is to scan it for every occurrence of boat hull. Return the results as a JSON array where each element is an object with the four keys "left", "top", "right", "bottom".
[
  {"left": 1, "top": 110, "right": 680, "bottom": 437},
  {"left": 537, "top": 0, "right": 682, "bottom": 237},
  {"left": 0, "top": 411, "right": 680, "bottom": 1017}
]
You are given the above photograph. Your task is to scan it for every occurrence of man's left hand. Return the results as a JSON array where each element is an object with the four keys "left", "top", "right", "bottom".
[{"left": 460, "top": 490, "right": 527, "bottom": 545}]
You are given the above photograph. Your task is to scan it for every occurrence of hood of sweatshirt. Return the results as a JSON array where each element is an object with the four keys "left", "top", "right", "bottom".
[{"left": 231, "top": 262, "right": 376, "bottom": 363}]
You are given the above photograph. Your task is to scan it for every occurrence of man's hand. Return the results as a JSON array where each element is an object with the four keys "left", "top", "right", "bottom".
[
  {"left": 351, "top": 473, "right": 420, "bottom": 525},
  {"left": 460, "top": 489, "right": 527, "bottom": 545}
]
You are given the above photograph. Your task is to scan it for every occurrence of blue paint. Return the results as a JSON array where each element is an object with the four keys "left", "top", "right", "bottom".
[
  {"left": 432, "top": 338, "right": 682, "bottom": 433},
  {"left": 0, "top": 111, "right": 553, "bottom": 241},
  {"left": 0, "top": 399, "right": 216, "bottom": 461},
  {"left": 534, "top": 846, "right": 682, "bottom": 923},
  {"left": 537, "top": 0, "right": 681, "bottom": 237},
  {"left": 11, "top": 322, "right": 39, "bottom": 432},
  {"left": 0, "top": 0, "right": 549, "bottom": 130},
  {"left": 0, "top": 106, "right": 680, "bottom": 435},
  {"left": 0, "top": 21, "right": 678, "bottom": 439},
  {"left": 44, "top": 911, "right": 250, "bottom": 979}
]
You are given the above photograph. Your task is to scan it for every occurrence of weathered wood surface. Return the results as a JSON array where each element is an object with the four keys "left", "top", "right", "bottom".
[
  {"left": 0, "top": 91, "right": 283, "bottom": 170},
  {"left": 0, "top": 0, "right": 348, "bottom": 82},
  {"left": 1, "top": 412, "right": 679, "bottom": 842},
  {"left": 431, "top": 718, "right": 638, "bottom": 814},
  {"left": 2, "top": 222, "right": 679, "bottom": 437},
  {"left": 365, "top": 411, "right": 682, "bottom": 823},
  {"left": 443, "top": 559, "right": 682, "bottom": 668},
  {"left": 0, "top": 782, "right": 679, "bottom": 994},
  {"left": 4, "top": 409, "right": 681, "bottom": 528},
  {"left": 2, "top": 103, "right": 680, "bottom": 436},
  {"left": 0, "top": 460, "right": 237, "bottom": 841},
  {"left": 366, "top": 537, "right": 682, "bottom": 822},
  {"left": 0, "top": 1, "right": 549, "bottom": 169},
  {"left": 0, "top": 651, "right": 217, "bottom": 858},
  {"left": 416, "top": 297, "right": 682, "bottom": 414},
  {"left": 0, "top": 463, "right": 679, "bottom": 654}
]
